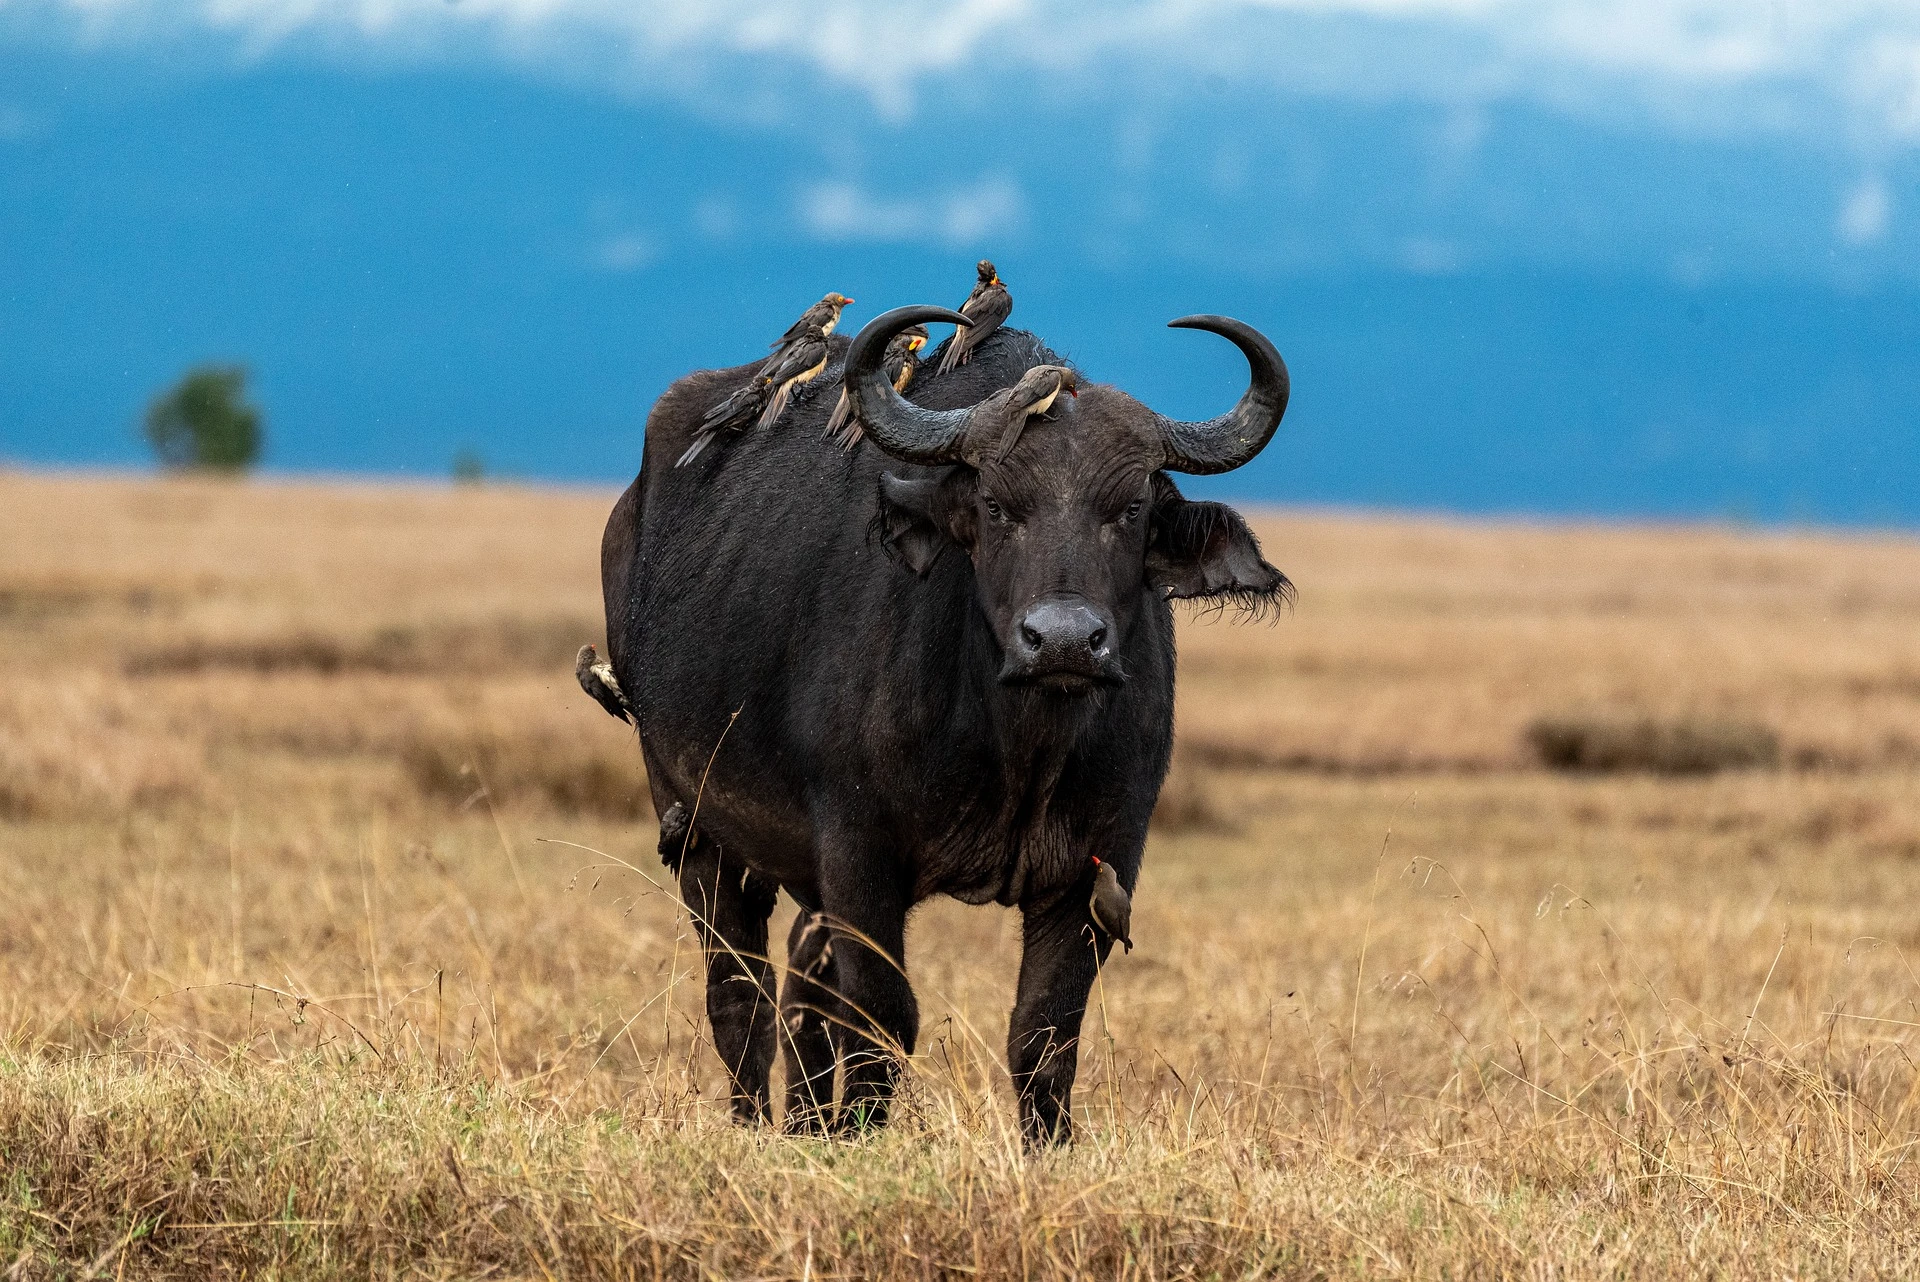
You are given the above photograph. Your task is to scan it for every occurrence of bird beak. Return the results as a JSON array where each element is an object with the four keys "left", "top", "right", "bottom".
[{"left": 909, "top": 337, "right": 925, "bottom": 350}]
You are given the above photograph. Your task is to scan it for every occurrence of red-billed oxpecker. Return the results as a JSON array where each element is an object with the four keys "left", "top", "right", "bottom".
[
  {"left": 825, "top": 324, "right": 927, "bottom": 448},
  {"left": 993, "top": 364, "right": 1078, "bottom": 461},
  {"left": 756, "top": 324, "right": 833, "bottom": 430},
  {"left": 1089, "top": 857, "right": 1133, "bottom": 953},
  {"left": 766, "top": 292, "right": 853, "bottom": 367},
  {"left": 935, "top": 260, "right": 1011, "bottom": 374}
]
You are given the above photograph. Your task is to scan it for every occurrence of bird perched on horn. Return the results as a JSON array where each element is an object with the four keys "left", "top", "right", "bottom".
[
  {"left": 575, "top": 644, "right": 632, "bottom": 724},
  {"left": 935, "top": 260, "right": 1011, "bottom": 375},
  {"left": 678, "top": 374, "right": 773, "bottom": 467},
  {"left": 826, "top": 324, "right": 926, "bottom": 448},
  {"left": 1089, "top": 857, "right": 1133, "bottom": 953},
  {"left": 766, "top": 292, "right": 853, "bottom": 367},
  {"left": 757, "top": 324, "right": 833, "bottom": 430},
  {"left": 993, "top": 364, "right": 1078, "bottom": 461}
]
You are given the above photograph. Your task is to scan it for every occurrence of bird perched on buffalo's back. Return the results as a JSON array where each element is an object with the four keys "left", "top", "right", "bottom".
[
  {"left": 756, "top": 323, "right": 832, "bottom": 430},
  {"left": 765, "top": 293, "right": 853, "bottom": 369},
  {"left": 678, "top": 374, "right": 773, "bottom": 467},
  {"left": 1089, "top": 857, "right": 1133, "bottom": 953},
  {"left": 993, "top": 364, "right": 1078, "bottom": 461},
  {"left": 575, "top": 643, "right": 632, "bottom": 723},
  {"left": 825, "top": 324, "right": 927, "bottom": 449},
  {"left": 936, "top": 260, "right": 1012, "bottom": 375}
]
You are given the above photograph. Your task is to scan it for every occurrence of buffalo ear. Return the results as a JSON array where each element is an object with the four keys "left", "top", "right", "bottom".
[
  {"left": 876, "top": 471, "right": 971, "bottom": 576},
  {"left": 1146, "top": 479, "right": 1292, "bottom": 607}
]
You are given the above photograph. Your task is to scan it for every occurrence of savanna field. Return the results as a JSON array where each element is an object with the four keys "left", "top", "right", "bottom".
[{"left": 3, "top": 470, "right": 1920, "bottom": 1279}]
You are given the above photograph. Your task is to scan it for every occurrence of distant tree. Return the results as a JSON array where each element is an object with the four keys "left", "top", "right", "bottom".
[
  {"left": 143, "top": 365, "right": 262, "bottom": 472},
  {"left": 451, "top": 448, "right": 486, "bottom": 485}
]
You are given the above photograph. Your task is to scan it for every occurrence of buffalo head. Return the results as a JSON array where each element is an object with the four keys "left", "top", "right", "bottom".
[{"left": 850, "top": 305, "right": 1293, "bottom": 695}]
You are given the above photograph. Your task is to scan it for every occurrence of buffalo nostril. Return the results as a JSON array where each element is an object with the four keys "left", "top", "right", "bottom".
[
  {"left": 1087, "top": 627, "right": 1107, "bottom": 652},
  {"left": 1020, "top": 623, "right": 1044, "bottom": 651}
]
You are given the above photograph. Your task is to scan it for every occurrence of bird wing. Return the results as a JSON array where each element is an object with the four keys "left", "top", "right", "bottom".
[{"left": 770, "top": 301, "right": 827, "bottom": 351}]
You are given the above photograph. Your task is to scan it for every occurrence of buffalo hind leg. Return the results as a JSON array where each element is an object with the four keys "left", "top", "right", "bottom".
[
  {"left": 1009, "top": 888, "right": 1110, "bottom": 1147},
  {"left": 778, "top": 910, "right": 840, "bottom": 1134},
  {"left": 818, "top": 846, "right": 916, "bottom": 1133},
  {"left": 677, "top": 841, "right": 779, "bottom": 1124}
]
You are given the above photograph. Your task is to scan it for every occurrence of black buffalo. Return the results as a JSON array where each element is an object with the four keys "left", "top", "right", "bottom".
[{"left": 600, "top": 303, "right": 1291, "bottom": 1143}]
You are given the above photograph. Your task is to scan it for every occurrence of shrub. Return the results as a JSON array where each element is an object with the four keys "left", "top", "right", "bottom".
[{"left": 1525, "top": 715, "right": 1780, "bottom": 776}]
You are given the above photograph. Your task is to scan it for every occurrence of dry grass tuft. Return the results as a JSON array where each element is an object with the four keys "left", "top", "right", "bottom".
[
  {"left": 404, "top": 729, "right": 651, "bottom": 820},
  {"left": 124, "top": 614, "right": 596, "bottom": 678},
  {"left": 1526, "top": 713, "right": 1782, "bottom": 775},
  {"left": 1148, "top": 751, "right": 1232, "bottom": 832}
]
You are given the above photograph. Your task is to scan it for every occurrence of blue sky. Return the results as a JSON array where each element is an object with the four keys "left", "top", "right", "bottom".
[{"left": 1, "top": 1, "right": 1916, "bottom": 522}]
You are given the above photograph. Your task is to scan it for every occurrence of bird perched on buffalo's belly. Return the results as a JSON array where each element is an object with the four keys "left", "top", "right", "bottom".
[
  {"left": 1089, "top": 857, "right": 1133, "bottom": 953},
  {"left": 756, "top": 324, "right": 832, "bottom": 430},
  {"left": 825, "top": 324, "right": 927, "bottom": 448},
  {"left": 765, "top": 292, "right": 853, "bottom": 367},
  {"left": 575, "top": 643, "right": 633, "bottom": 724},
  {"left": 993, "top": 364, "right": 1078, "bottom": 460},
  {"left": 936, "top": 260, "right": 1011, "bottom": 375},
  {"left": 678, "top": 374, "right": 773, "bottom": 468}
]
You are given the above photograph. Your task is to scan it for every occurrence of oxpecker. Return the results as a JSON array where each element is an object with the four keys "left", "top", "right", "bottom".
[
  {"left": 575, "top": 643, "right": 632, "bottom": 723},
  {"left": 826, "top": 324, "right": 927, "bottom": 448},
  {"left": 936, "top": 260, "right": 1011, "bottom": 375},
  {"left": 994, "top": 364, "right": 1078, "bottom": 460},
  {"left": 1089, "top": 857, "right": 1133, "bottom": 953}
]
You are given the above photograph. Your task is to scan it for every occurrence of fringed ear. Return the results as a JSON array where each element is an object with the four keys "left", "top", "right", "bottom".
[
  {"left": 872, "top": 470, "right": 973, "bottom": 576},
  {"left": 1145, "top": 475, "right": 1293, "bottom": 615}
]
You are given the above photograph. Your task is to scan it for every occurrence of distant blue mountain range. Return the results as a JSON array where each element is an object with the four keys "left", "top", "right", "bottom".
[{"left": 1, "top": 46, "right": 1914, "bottom": 526}]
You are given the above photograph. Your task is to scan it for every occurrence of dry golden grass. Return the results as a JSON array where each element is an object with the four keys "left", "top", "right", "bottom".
[{"left": 3, "top": 470, "right": 1920, "bottom": 1278}]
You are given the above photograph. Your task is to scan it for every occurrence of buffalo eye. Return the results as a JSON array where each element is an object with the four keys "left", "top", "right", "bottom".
[
  {"left": 983, "top": 496, "right": 1008, "bottom": 523},
  {"left": 1123, "top": 498, "right": 1144, "bottom": 523}
]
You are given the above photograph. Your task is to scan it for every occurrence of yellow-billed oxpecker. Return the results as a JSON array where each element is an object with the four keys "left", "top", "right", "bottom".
[
  {"left": 575, "top": 643, "right": 633, "bottom": 723},
  {"left": 936, "top": 260, "right": 1011, "bottom": 375},
  {"left": 825, "top": 324, "right": 927, "bottom": 448}
]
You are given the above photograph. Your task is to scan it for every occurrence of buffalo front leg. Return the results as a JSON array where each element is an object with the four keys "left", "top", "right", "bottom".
[
  {"left": 677, "top": 842, "right": 779, "bottom": 1124},
  {"left": 778, "top": 909, "right": 840, "bottom": 1134},
  {"left": 817, "top": 847, "right": 916, "bottom": 1133},
  {"left": 1009, "top": 888, "right": 1111, "bottom": 1147}
]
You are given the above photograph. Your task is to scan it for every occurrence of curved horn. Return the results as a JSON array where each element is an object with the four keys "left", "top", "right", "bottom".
[
  {"left": 845, "top": 305, "right": 977, "bottom": 465},
  {"left": 1152, "top": 315, "right": 1290, "bottom": 475}
]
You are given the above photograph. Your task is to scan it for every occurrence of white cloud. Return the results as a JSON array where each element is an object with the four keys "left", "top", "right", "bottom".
[
  {"left": 1837, "top": 174, "right": 1891, "bottom": 245},
  {"left": 593, "top": 230, "right": 657, "bottom": 273},
  {"left": 12, "top": 0, "right": 1920, "bottom": 145},
  {"left": 799, "top": 175, "right": 1025, "bottom": 248}
]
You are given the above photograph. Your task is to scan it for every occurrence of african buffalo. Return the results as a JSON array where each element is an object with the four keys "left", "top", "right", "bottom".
[{"left": 600, "top": 303, "right": 1290, "bottom": 1143}]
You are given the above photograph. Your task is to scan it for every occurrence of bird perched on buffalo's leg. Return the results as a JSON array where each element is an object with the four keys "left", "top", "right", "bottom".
[
  {"left": 826, "top": 324, "right": 926, "bottom": 448},
  {"left": 1089, "top": 857, "right": 1133, "bottom": 953},
  {"left": 756, "top": 324, "right": 832, "bottom": 430},
  {"left": 575, "top": 643, "right": 632, "bottom": 723},
  {"left": 993, "top": 364, "right": 1078, "bottom": 460},
  {"left": 678, "top": 375, "right": 773, "bottom": 467},
  {"left": 766, "top": 292, "right": 853, "bottom": 366},
  {"left": 936, "top": 260, "right": 1011, "bottom": 375}
]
